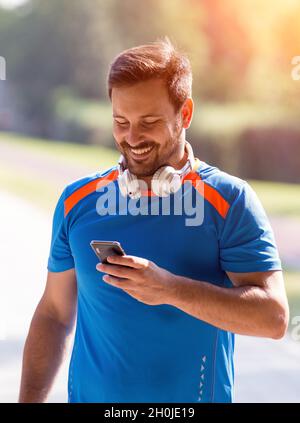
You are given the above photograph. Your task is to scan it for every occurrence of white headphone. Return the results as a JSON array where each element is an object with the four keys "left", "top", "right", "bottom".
[{"left": 117, "top": 141, "right": 198, "bottom": 199}]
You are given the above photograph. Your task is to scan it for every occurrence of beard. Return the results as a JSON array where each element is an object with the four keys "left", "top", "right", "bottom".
[{"left": 117, "top": 120, "right": 184, "bottom": 178}]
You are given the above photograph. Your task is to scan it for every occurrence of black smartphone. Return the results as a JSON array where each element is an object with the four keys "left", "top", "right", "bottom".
[{"left": 90, "top": 240, "right": 126, "bottom": 263}]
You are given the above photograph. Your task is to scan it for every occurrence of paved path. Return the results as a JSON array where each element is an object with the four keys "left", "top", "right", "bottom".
[
  {"left": 234, "top": 335, "right": 300, "bottom": 402},
  {"left": 0, "top": 190, "right": 299, "bottom": 402},
  {"left": 0, "top": 140, "right": 94, "bottom": 187},
  {"left": 0, "top": 191, "right": 71, "bottom": 402}
]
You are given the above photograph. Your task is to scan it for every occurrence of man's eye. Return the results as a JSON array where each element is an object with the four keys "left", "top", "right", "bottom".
[
  {"left": 115, "top": 120, "right": 128, "bottom": 126},
  {"left": 143, "top": 120, "right": 159, "bottom": 125}
]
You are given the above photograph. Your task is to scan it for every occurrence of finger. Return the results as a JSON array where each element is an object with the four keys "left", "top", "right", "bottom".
[
  {"left": 96, "top": 263, "right": 135, "bottom": 278},
  {"left": 102, "top": 274, "right": 134, "bottom": 290},
  {"left": 106, "top": 255, "right": 148, "bottom": 269}
]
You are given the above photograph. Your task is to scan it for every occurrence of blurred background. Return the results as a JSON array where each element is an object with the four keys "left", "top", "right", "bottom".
[{"left": 0, "top": 0, "right": 299, "bottom": 403}]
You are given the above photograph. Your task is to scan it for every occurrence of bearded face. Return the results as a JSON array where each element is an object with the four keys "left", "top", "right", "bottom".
[{"left": 112, "top": 78, "right": 189, "bottom": 179}]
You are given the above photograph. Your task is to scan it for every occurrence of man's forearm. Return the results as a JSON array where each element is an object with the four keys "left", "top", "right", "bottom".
[
  {"left": 19, "top": 309, "right": 71, "bottom": 403},
  {"left": 168, "top": 275, "right": 286, "bottom": 338}
]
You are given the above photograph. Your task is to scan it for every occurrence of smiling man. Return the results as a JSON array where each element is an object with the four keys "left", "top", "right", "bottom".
[{"left": 19, "top": 38, "right": 289, "bottom": 403}]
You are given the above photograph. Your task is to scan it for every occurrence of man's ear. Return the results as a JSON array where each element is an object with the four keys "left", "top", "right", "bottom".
[{"left": 181, "top": 98, "right": 194, "bottom": 129}]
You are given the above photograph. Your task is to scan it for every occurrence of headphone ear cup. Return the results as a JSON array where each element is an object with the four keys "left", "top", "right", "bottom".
[
  {"left": 127, "top": 171, "right": 142, "bottom": 199},
  {"left": 169, "top": 172, "right": 182, "bottom": 193},
  {"left": 151, "top": 167, "right": 166, "bottom": 196},
  {"left": 152, "top": 166, "right": 181, "bottom": 197},
  {"left": 118, "top": 169, "right": 129, "bottom": 197},
  {"left": 119, "top": 169, "right": 141, "bottom": 199}
]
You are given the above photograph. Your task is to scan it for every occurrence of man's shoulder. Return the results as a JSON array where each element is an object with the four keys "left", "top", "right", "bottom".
[
  {"left": 197, "top": 160, "right": 247, "bottom": 205},
  {"left": 63, "top": 165, "right": 118, "bottom": 198}
]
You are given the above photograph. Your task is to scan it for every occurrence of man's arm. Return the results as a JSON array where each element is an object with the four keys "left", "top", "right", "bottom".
[
  {"left": 19, "top": 268, "right": 77, "bottom": 403},
  {"left": 168, "top": 270, "right": 289, "bottom": 339},
  {"left": 97, "top": 256, "right": 289, "bottom": 339}
]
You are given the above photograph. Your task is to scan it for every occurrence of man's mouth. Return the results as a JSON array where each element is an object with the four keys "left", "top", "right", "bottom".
[{"left": 128, "top": 144, "right": 155, "bottom": 160}]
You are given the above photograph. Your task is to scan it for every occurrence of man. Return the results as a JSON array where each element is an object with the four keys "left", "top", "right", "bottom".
[{"left": 19, "top": 38, "right": 289, "bottom": 403}]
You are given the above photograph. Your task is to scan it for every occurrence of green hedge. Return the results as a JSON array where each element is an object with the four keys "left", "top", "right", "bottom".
[{"left": 51, "top": 96, "right": 300, "bottom": 182}]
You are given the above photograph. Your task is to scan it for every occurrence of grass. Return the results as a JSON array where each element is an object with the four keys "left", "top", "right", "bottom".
[
  {"left": 249, "top": 180, "right": 300, "bottom": 218},
  {"left": 0, "top": 132, "right": 118, "bottom": 169},
  {"left": 0, "top": 163, "right": 61, "bottom": 210}
]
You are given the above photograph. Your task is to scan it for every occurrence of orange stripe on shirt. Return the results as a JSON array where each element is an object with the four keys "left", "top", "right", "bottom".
[
  {"left": 64, "top": 169, "right": 118, "bottom": 217},
  {"left": 64, "top": 167, "right": 230, "bottom": 218},
  {"left": 184, "top": 172, "right": 230, "bottom": 219}
]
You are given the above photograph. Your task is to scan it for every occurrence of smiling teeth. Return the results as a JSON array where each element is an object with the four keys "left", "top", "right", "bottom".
[{"left": 130, "top": 146, "right": 152, "bottom": 155}]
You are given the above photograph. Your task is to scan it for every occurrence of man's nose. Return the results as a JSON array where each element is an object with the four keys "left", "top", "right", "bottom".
[{"left": 126, "top": 125, "right": 142, "bottom": 146}]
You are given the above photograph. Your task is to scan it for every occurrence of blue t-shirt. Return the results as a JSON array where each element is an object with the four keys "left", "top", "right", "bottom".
[{"left": 47, "top": 159, "right": 281, "bottom": 403}]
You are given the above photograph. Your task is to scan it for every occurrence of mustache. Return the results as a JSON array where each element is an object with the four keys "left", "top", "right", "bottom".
[{"left": 121, "top": 141, "right": 156, "bottom": 150}]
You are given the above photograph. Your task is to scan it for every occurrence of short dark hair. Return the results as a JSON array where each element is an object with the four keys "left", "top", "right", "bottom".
[{"left": 107, "top": 37, "right": 192, "bottom": 111}]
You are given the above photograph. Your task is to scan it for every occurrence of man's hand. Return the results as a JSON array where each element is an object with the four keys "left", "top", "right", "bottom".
[
  {"left": 96, "top": 255, "right": 176, "bottom": 305},
  {"left": 96, "top": 257, "right": 289, "bottom": 338}
]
